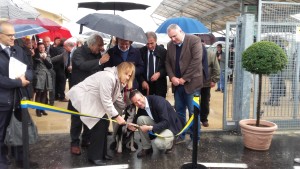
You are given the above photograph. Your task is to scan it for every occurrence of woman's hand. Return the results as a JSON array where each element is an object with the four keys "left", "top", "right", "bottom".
[
  {"left": 115, "top": 115, "right": 126, "bottom": 125},
  {"left": 127, "top": 123, "right": 138, "bottom": 131}
]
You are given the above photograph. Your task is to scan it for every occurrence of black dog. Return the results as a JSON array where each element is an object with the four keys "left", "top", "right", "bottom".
[{"left": 110, "top": 104, "right": 138, "bottom": 153}]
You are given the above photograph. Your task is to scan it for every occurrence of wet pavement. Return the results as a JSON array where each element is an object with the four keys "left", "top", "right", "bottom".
[{"left": 8, "top": 131, "right": 300, "bottom": 169}]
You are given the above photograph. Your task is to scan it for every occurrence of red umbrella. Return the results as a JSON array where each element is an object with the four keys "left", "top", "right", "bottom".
[
  {"left": 8, "top": 18, "right": 61, "bottom": 31},
  {"left": 38, "top": 27, "right": 72, "bottom": 41}
]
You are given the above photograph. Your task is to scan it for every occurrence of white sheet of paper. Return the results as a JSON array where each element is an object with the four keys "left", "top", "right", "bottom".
[{"left": 9, "top": 57, "right": 27, "bottom": 79}]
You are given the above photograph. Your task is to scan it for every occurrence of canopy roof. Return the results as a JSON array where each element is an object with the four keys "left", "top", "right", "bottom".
[{"left": 151, "top": 0, "right": 300, "bottom": 34}]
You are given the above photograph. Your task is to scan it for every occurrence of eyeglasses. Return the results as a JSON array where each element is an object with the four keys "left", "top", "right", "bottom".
[{"left": 0, "top": 32, "right": 15, "bottom": 38}]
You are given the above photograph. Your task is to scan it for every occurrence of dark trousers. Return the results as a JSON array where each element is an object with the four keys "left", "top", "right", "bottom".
[
  {"left": 0, "top": 109, "right": 23, "bottom": 169},
  {"left": 49, "top": 69, "right": 56, "bottom": 104},
  {"left": 200, "top": 87, "right": 211, "bottom": 123},
  {"left": 141, "top": 81, "right": 166, "bottom": 98},
  {"left": 54, "top": 68, "right": 66, "bottom": 100},
  {"left": 68, "top": 101, "right": 90, "bottom": 146},
  {"left": 88, "top": 114, "right": 109, "bottom": 160}
]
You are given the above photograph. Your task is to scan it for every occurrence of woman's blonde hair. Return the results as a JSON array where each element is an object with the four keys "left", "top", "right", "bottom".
[{"left": 117, "top": 62, "right": 135, "bottom": 89}]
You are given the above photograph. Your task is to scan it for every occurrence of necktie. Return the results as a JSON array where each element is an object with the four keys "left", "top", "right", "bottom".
[
  {"left": 4, "top": 47, "right": 11, "bottom": 56},
  {"left": 66, "top": 52, "right": 71, "bottom": 67},
  {"left": 148, "top": 50, "right": 154, "bottom": 81}
]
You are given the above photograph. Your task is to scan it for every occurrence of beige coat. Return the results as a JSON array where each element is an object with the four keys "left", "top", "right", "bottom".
[
  {"left": 165, "top": 34, "right": 203, "bottom": 94},
  {"left": 66, "top": 67, "right": 125, "bottom": 129}
]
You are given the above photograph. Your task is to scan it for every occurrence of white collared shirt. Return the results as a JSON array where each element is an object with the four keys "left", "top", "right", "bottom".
[
  {"left": 144, "top": 97, "right": 154, "bottom": 120},
  {"left": 0, "top": 43, "right": 9, "bottom": 50}
]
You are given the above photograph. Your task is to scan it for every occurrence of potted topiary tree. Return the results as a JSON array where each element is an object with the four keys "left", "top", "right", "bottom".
[{"left": 239, "top": 41, "right": 287, "bottom": 150}]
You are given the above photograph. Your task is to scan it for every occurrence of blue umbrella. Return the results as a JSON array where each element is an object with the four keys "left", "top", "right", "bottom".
[
  {"left": 14, "top": 24, "right": 47, "bottom": 39},
  {"left": 155, "top": 17, "right": 209, "bottom": 34}
]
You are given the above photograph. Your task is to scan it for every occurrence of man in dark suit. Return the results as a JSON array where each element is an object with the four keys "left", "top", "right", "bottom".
[
  {"left": 68, "top": 33, "right": 110, "bottom": 156},
  {"left": 139, "top": 32, "right": 167, "bottom": 98},
  {"left": 128, "top": 90, "right": 184, "bottom": 158},
  {"left": 0, "top": 21, "right": 36, "bottom": 168},
  {"left": 105, "top": 37, "right": 144, "bottom": 91},
  {"left": 165, "top": 24, "right": 203, "bottom": 150}
]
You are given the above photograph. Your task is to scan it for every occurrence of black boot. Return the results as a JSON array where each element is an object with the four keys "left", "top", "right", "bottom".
[{"left": 36, "top": 110, "right": 42, "bottom": 117}]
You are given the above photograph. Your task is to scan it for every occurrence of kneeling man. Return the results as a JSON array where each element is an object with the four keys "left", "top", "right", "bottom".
[{"left": 128, "top": 90, "right": 184, "bottom": 158}]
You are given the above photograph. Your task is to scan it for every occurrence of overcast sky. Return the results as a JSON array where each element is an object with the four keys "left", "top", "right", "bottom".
[{"left": 29, "top": 0, "right": 164, "bottom": 37}]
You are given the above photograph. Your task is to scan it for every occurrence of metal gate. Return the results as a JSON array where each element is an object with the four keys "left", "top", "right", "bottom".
[
  {"left": 223, "top": 1, "right": 300, "bottom": 130},
  {"left": 257, "top": 1, "right": 300, "bottom": 129}
]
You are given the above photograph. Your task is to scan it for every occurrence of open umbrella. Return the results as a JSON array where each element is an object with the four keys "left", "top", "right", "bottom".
[
  {"left": 78, "top": 2, "right": 149, "bottom": 15},
  {"left": 156, "top": 17, "right": 209, "bottom": 34},
  {"left": 38, "top": 27, "right": 72, "bottom": 41},
  {"left": 14, "top": 24, "right": 47, "bottom": 39},
  {"left": 0, "top": 0, "right": 40, "bottom": 19},
  {"left": 77, "top": 13, "right": 147, "bottom": 43},
  {"left": 8, "top": 18, "right": 61, "bottom": 31}
]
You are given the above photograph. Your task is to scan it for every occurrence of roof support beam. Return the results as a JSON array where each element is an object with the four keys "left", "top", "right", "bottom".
[
  {"left": 201, "top": 1, "right": 239, "bottom": 17},
  {"left": 169, "top": 0, "right": 199, "bottom": 16}
]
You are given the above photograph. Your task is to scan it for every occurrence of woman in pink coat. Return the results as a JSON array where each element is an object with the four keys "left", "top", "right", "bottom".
[{"left": 67, "top": 62, "right": 135, "bottom": 166}]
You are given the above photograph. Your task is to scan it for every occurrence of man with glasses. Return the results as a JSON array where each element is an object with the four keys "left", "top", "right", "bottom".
[
  {"left": 68, "top": 33, "right": 110, "bottom": 156},
  {"left": 0, "top": 21, "right": 37, "bottom": 168}
]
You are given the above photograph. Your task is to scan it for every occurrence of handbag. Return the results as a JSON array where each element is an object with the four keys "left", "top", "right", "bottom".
[
  {"left": 4, "top": 89, "right": 38, "bottom": 146},
  {"left": 4, "top": 109, "right": 39, "bottom": 146}
]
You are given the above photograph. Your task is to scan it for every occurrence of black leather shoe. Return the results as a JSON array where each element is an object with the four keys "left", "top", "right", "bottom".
[
  {"left": 88, "top": 159, "right": 106, "bottom": 166},
  {"left": 137, "top": 148, "right": 153, "bottom": 158},
  {"left": 165, "top": 142, "right": 174, "bottom": 154},
  {"left": 104, "top": 154, "right": 113, "bottom": 160},
  {"left": 41, "top": 110, "right": 48, "bottom": 115}
]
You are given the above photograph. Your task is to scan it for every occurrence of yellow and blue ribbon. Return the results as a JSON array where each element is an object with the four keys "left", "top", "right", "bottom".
[
  {"left": 20, "top": 100, "right": 118, "bottom": 123},
  {"left": 21, "top": 96, "right": 200, "bottom": 138}
]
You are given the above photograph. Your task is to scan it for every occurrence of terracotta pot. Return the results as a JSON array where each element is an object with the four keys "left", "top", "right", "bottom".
[{"left": 239, "top": 119, "right": 278, "bottom": 151}]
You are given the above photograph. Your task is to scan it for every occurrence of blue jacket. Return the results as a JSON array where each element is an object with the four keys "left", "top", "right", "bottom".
[{"left": 0, "top": 45, "right": 33, "bottom": 110}]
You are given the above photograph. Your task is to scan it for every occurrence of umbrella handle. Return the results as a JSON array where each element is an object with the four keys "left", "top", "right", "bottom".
[{"left": 79, "top": 24, "right": 83, "bottom": 34}]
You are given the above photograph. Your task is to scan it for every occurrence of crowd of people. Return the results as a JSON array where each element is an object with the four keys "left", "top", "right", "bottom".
[{"left": 0, "top": 20, "right": 226, "bottom": 168}]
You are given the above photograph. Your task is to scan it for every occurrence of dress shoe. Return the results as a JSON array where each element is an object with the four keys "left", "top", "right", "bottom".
[
  {"left": 88, "top": 159, "right": 106, "bottom": 166},
  {"left": 104, "top": 154, "right": 113, "bottom": 160},
  {"left": 202, "top": 121, "right": 209, "bottom": 127},
  {"left": 165, "top": 141, "right": 174, "bottom": 154},
  {"left": 59, "top": 98, "right": 69, "bottom": 102},
  {"left": 137, "top": 148, "right": 153, "bottom": 158},
  {"left": 16, "top": 160, "right": 39, "bottom": 168},
  {"left": 215, "top": 89, "right": 221, "bottom": 92},
  {"left": 71, "top": 146, "right": 81, "bottom": 155},
  {"left": 41, "top": 110, "right": 48, "bottom": 116}
]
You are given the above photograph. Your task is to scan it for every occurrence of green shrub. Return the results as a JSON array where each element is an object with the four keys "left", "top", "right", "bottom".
[{"left": 242, "top": 41, "right": 287, "bottom": 75}]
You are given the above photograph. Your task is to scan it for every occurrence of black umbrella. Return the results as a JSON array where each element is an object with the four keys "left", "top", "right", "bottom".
[
  {"left": 77, "top": 13, "right": 147, "bottom": 43},
  {"left": 78, "top": 2, "right": 150, "bottom": 15}
]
